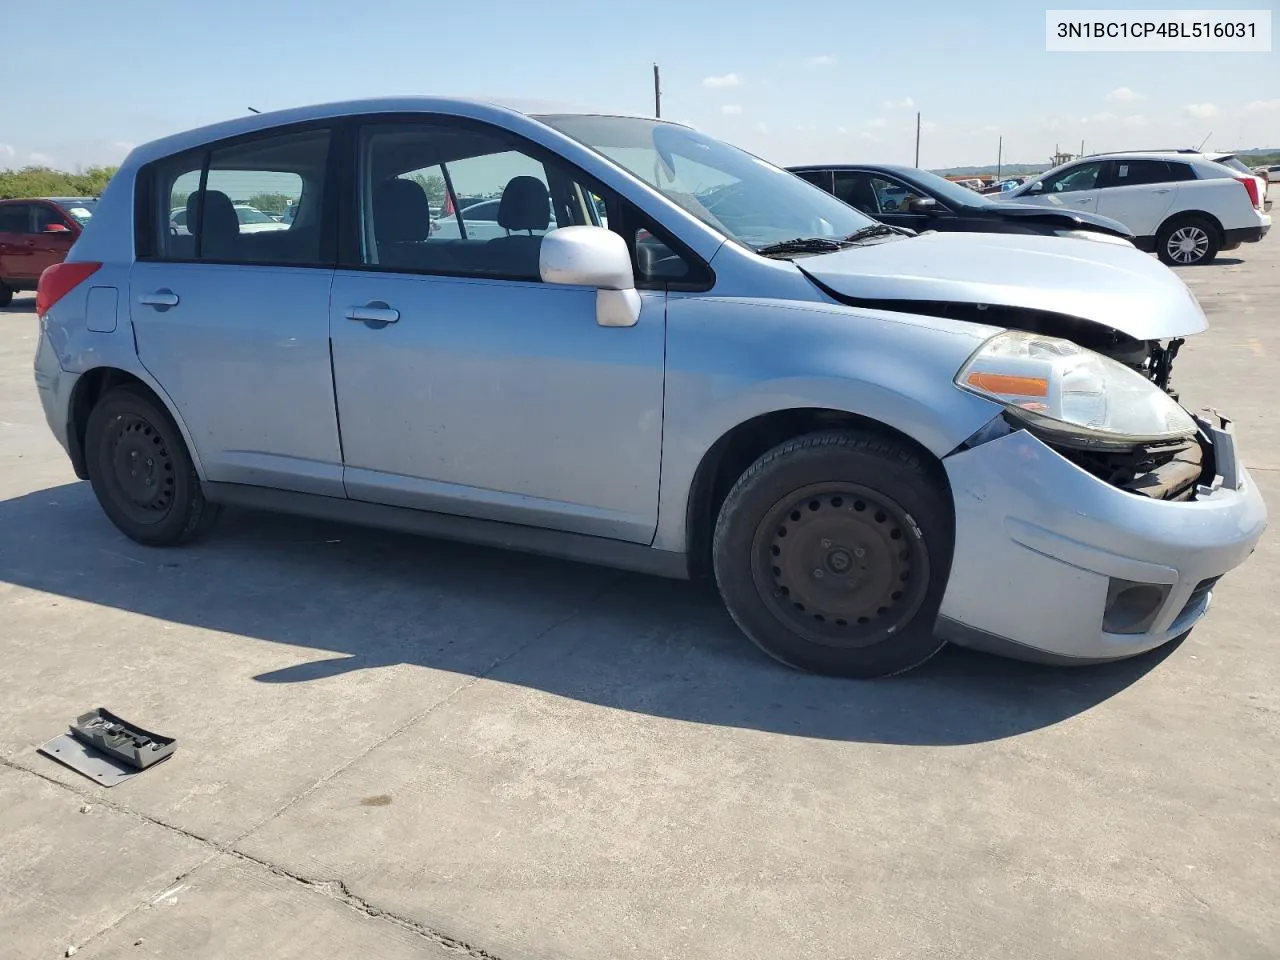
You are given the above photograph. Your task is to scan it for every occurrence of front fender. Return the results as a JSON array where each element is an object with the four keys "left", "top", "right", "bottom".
[{"left": 653, "top": 295, "right": 1004, "bottom": 552}]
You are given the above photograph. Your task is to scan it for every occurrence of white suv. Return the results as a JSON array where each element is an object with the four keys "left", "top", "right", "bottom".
[{"left": 999, "top": 151, "right": 1270, "bottom": 265}]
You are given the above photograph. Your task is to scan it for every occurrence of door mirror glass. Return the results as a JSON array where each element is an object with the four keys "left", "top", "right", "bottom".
[{"left": 540, "top": 226, "right": 640, "bottom": 328}]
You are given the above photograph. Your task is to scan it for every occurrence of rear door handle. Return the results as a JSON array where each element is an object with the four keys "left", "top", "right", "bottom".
[
  {"left": 345, "top": 303, "right": 400, "bottom": 325},
  {"left": 138, "top": 290, "right": 180, "bottom": 307}
]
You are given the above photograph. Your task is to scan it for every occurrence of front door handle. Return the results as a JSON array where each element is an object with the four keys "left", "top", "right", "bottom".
[
  {"left": 1153, "top": 188, "right": 1172, "bottom": 194},
  {"left": 138, "top": 290, "right": 180, "bottom": 307},
  {"left": 1073, "top": 197, "right": 1093, "bottom": 204},
  {"left": 345, "top": 303, "right": 400, "bottom": 325}
]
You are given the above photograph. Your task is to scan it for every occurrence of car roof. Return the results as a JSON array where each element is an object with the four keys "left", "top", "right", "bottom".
[
  {"left": 788, "top": 163, "right": 923, "bottom": 176},
  {"left": 121, "top": 97, "right": 670, "bottom": 169}
]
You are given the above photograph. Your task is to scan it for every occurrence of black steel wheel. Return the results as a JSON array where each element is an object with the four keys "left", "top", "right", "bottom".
[
  {"left": 714, "top": 430, "right": 952, "bottom": 677},
  {"left": 85, "top": 385, "right": 219, "bottom": 546}
]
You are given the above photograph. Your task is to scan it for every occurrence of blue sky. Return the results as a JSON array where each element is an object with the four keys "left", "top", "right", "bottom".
[{"left": 3, "top": 0, "right": 1276, "bottom": 172}]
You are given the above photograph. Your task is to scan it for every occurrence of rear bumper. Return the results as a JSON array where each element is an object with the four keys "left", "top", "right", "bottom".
[
  {"left": 937, "top": 416, "right": 1267, "bottom": 663},
  {"left": 1224, "top": 222, "right": 1270, "bottom": 245}
]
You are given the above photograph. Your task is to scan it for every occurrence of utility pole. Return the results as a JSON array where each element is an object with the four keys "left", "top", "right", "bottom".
[
  {"left": 914, "top": 112, "right": 921, "bottom": 167},
  {"left": 996, "top": 136, "right": 1002, "bottom": 181},
  {"left": 653, "top": 64, "right": 662, "bottom": 119}
]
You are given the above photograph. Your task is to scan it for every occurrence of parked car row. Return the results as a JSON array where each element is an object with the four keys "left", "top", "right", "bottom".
[
  {"left": 29, "top": 97, "right": 1266, "bottom": 678},
  {"left": 795, "top": 150, "right": 1271, "bottom": 266}
]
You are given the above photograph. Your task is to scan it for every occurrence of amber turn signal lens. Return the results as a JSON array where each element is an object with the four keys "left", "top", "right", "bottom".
[{"left": 965, "top": 372, "right": 1049, "bottom": 397}]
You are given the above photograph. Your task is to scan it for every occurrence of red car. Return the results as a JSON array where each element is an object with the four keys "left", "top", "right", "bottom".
[{"left": 0, "top": 196, "right": 97, "bottom": 306}]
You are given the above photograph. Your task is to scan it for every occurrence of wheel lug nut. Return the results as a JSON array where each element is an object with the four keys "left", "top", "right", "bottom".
[
  {"left": 813, "top": 569, "right": 825, "bottom": 578},
  {"left": 820, "top": 538, "right": 832, "bottom": 548},
  {"left": 854, "top": 547, "right": 866, "bottom": 557}
]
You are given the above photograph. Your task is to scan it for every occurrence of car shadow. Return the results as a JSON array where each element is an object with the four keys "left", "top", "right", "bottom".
[
  {"left": 0, "top": 481, "right": 1180, "bottom": 746},
  {"left": 1, "top": 293, "right": 36, "bottom": 315}
]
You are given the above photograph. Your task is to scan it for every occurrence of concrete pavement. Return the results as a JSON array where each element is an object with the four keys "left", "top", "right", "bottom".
[{"left": 1, "top": 239, "right": 1277, "bottom": 959}]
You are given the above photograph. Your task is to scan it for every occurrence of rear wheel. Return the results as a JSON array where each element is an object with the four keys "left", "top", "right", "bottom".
[
  {"left": 712, "top": 430, "right": 952, "bottom": 677},
  {"left": 1156, "top": 216, "right": 1220, "bottom": 266},
  {"left": 85, "top": 385, "right": 219, "bottom": 546},
  {"left": 0, "top": 281, "right": 13, "bottom": 307}
]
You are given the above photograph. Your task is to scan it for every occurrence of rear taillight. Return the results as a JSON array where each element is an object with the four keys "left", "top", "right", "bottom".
[
  {"left": 36, "top": 261, "right": 101, "bottom": 317},
  {"left": 1235, "top": 175, "right": 1262, "bottom": 209}
]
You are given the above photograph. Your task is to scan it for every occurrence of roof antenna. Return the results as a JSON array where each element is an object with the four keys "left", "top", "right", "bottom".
[
  {"left": 1195, "top": 129, "right": 1212, "bottom": 151},
  {"left": 247, "top": 107, "right": 261, "bottom": 114}
]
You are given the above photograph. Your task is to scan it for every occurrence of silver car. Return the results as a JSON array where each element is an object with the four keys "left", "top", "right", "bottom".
[{"left": 32, "top": 97, "right": 1266, "bottom": 677}]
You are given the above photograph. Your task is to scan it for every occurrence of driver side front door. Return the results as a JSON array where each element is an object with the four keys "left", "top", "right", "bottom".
[{"left": 1022, "top": 160, "right": 1108, "bottom": 215}]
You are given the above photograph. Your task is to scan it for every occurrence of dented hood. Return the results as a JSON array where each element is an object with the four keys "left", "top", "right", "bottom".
[{"left": 798, "top": 231, "right": 1207, "bottom": 340}]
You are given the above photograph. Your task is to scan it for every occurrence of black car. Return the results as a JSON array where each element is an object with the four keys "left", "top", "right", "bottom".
[{"left": 788, "top": 164, "right": 1134, "bottom": 242}]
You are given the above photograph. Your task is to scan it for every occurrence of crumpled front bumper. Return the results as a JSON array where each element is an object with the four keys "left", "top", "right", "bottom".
[{"left": 937, "top": 414, "right": 1267, "bottom": 663}]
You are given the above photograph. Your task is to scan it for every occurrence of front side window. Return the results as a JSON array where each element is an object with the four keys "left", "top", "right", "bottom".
[
  {"left": 357, "top": 121, "right": 601, "bottom": 280},
  {"left": 149, "top": 127, "right": 330, "bottom": 264},
  {"left": 32, "top": 205, "right": 70, "bottom": 232},
  {"left": 1041, "top": 161, "right": 1105, "bottom": 194},
  {"left": 537, "top": 115, "right": 878, "bottom": 250}
]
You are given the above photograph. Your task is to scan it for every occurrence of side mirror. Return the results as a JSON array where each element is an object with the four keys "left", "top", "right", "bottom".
[
  {"left": 43, "top": 222, "right": 72, "bottom": 234},
  {"left": 1027, "top": 181, "right": 1044, "bottom": 194},
  {"left": 908, "top": 197, "right": 939, "bottom": 216},
  {"left": 540, "top": 225, "right": 641, "bottom": 328}
]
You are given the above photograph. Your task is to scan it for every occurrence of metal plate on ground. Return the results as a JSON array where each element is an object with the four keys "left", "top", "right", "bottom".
[{"left": 38, "top": 733, "right": 143, "bottom": 787}]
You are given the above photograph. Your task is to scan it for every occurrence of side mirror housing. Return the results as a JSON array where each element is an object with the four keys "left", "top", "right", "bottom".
[
  {"left": 908, "top": 197, "right": 940, "bottom": 216},
  {"left": 540, "top": 225, "right": 641, "bottom": 328},
  {"left": 43, "top": 222, "right": 72, "bottom": 234}
]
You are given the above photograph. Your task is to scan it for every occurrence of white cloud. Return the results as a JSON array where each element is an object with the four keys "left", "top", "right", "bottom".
[
  {"left": 859, "top": 131, "right": 883, "bottom": 143},
  {"left": 1123, "top": 114, "right": 1149, "bottom": 128},
  {"left": 806, "top": 54, "right": 838, "bottom": 67},
  {"left": 883, "top": 97, "right": 915, "bottom": 110},
  {"left": 28, "top": 152, "right": 55, "bottom": 166},
  {"left": 1244, "top": 98, "right": 1280, "bottom": 113},
  {"left": 755, "top": 121, "right": 769, "bottom": 134},
  {"left": 1184, "top": 103, "right": 1220, "bottom": 119},
  {"left": 921, "top": 121, "right": 938, "bottom": 132},
  {"left": 109, "top": 140, "right": 136, "bottom": 154},
  {"left": 982, "top": 124, "right": 1000, "bottom": 134},
  {"left": 1087, "top": 112, "right": 1117, "bottom": 124},
  {"left": 702, "top": 72, "right": 743, "bottom": 89},
  {"left": 0, "top": 143, "right": 14, "bottom": 160},
  {"left": 865, "top": 117, "right": 888, "bottom": 128},
  {"left": 720, "top": 104, "right": 743, "bottom": 115},
  {"left": 836, "top": 125, "right": 848, "bottom": 134},
  {"left": 1105, "top": 86, "right": 1143, "bottom": 103}
]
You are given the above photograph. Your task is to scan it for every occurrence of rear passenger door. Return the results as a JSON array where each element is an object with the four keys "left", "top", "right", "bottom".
[
  {"left": 328, "top": 117, "right": 668, "bottom": 543},
  {"left": 1096, "top": 159, "right": 1186, "bottom": 239},
  {"left": 130, "top": 124, "right": 344, "bottom": 496},
  {"left": 0, "top": 203, "right": 38, "bottom": 281}
]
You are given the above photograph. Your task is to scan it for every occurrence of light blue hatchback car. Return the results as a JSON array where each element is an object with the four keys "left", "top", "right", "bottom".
[{"left": 33, "top": 97, "right": 1266, "bottom": 676}]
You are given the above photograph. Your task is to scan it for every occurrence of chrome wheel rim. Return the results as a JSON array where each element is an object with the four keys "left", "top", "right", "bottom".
[{"left": 1167, "top": 226, "right": 1210, "bottom": 264}]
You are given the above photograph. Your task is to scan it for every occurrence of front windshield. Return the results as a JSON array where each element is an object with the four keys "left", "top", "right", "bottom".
[
  {"left": 56, "top": 199, "right": 96, "bottom": 224},
  {"left": 908, "top": 170, "right": 993, "bottom": 208},
  {"left": 537, "top": 115, "right": 877, "bottom": 249},
  {"left": 235, "top": 206, "right": 274, "bottom": 224}
]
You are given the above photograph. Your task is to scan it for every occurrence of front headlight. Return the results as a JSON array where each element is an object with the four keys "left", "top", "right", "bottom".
[
  {"left": 956, "top": 330, "right": 1196, "bottom": 447},
  {"left": 1053, "top": 228, "right": 1134, "bottom": 246}
]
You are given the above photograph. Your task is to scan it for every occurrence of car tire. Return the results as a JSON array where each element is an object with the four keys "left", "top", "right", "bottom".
[
  {"left": 712, "top": 429, "right": 952, "bottom": 678},
  {"left": 0, "top": 281, "right": 13, "bottom": 307},
  {"left": 85, "top": 385, "right": 219, "bottom": 546},
  {"left": 1156, "top": 215, "right": 1220, "bottom": 266}
]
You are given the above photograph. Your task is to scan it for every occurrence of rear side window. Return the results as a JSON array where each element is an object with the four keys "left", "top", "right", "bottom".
[
  {"left": 0, "top": 204, "right": 30, "bottom": 233},
  {"left": 144, "top": 126, "right": 332, "bottom": 265},
  {"left": 1111, "top": 159, "right": 1186, "bottom": 187}
]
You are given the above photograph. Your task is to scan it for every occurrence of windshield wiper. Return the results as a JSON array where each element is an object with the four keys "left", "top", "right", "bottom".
[
  {"left": 755, "top": 237, "right": 851, "bottom": 257},
  {"left": 842, "top": 223, "right": 916, "bottom": 243}
]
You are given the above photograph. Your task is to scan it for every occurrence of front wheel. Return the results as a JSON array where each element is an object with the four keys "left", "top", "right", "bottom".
[
  {"left": 712, "top": 430, "right": 952, "bottom": 677},
  {"left": 1157, "top": 216, "right": 1220, "bottom": 266}
]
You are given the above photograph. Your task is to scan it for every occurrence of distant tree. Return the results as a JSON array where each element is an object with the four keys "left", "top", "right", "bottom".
[
  {"left": 0, "top": 164, "right": 118, "bottom": 199},
  {"left": 246, "top": 192, "right": 293, "bottom": 215},
  {"left": 408, "top": 172, "right": 446, "bottom": 204}
]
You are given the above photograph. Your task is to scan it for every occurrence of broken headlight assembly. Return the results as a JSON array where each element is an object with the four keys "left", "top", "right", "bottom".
[
  {"left": 956, "top": 330, "right": 1196, "bottom": 447},
  {"left": 957, "top": 331, "right": 1204, "bottom": 500}
]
